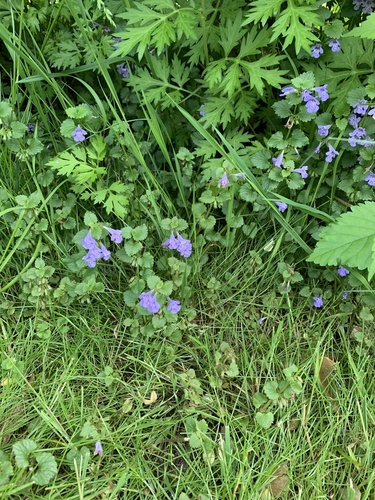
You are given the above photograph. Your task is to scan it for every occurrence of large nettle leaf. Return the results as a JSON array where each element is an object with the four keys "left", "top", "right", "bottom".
[{"left": 307, "top": 202, "right": 375, "bottom": 280}]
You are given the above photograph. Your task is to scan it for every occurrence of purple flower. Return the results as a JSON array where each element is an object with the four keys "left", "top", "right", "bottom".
[
  {"left": 313, "top": 296, "right": 323, "bottom": 308},
  {"left": 235, "top": 173, "right": 245, "bottom": 179},
  {"left": 94, "top": 441, "right": 103, "bottom": 456},
  {"left": 328, "top": 39, "right": 341, "bottom": 52},
  {"left": 139, "top": 290, "right": 161, "bottom": 314},
  {"left": 305, "top": 97, "right": 320, "bottom": 113},
  {"left": 81, "top": 231, "right": 97, "bottom": 250},
  {"left": 337, "top": 266, "right": 349, "bottom": 277},
  {"left": 311, "top": 44, "right": 324, "bottom": 58},
  {"left": 272, "top": 151, "right": 284, "bottom": 167},
  {"left": 294, "top": 165, "right": 308, "bottom": 178},
  {"left": 365, "top": 172, "right": 375, "bottom": 186},
  {"left": 257, "top": 317, "right": 267, "bottom": 325},
  {"left": 218, "top": 172, "right": 229, "bottom": 187},
  {"left": 318, "top": 125, "right": 331, "bottom": 137},
  {"left": 353, "top": 99, "right": 368, "bottom": 116},
  {"left": 301, "top": 89, "right": 313, "bottom": 102},
  {"left": 199, "top": 105, "right": 206, "bottom": 117},
  {"left": 276, "top": 202, "right": 288, "bottom": 212},
  {"left": 100, "top": 243, "right": 111, "bottom": 261},
  {"left": 280, "top": 87, "right": 296, "bottom": 96},
  {"left": 348, "top": 114, "right": 361, "bottom": 128},
  {"left": 175, "top": 233, "right": 192, "bottom": 257},
  {"left": 163, "top": 232, "right": 192, "bottom": 257},
  {"left": 368, "top": 107, "right": 375, "bottom": 117},
  {"left": 72, "top": 126, "right": 88, "bottom": 142},
  {"left": 348, "top": 127, "right": 367, "bottom": 146},
  {"left": 315, "top": 143, "right": 321, "bottom": 154},
  {"left": 167, "top": 298, "right": 181, "bottom": 314},
  {"left": 342, "top": 291, "right": 349, "bottom": 299},
  {"left": 104, "top": 226, "right": 123, "bottom": 243},
  {"left": 314, "top": 84, "right": 329, "bottom": 102},
  {"left": 117, "top": 63, "right": 129, "bottom": 78},
  {"left": 325, "top": 144, "right": 339, "bottom": 163},
  {"left": 27, "top": 123, "right": 35, "bottom": 132},
  {"left": 112, "top": 37, "right": 122, "bottom": 50}
]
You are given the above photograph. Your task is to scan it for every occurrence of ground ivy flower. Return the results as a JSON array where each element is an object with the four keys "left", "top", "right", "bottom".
[
  {"left": 258, "top": 317, "right": 267, "bottom": 325},
  {"left": 272, "top": 151, "right": 284, "bottom": 167},
  {"left": 139, "top": 290, "right": 161, "bottom": 314},
  {"left": 294, "top": 165, "right": 308, "bottom": 178},
  {"left": 116, "top": 63, "right": 129, "bottom": 78},
  {"left": 305, "top": 97, "right": 320, "bottom": 113},
  {"left": 280, "top": 87, "right": 296, "bottom": 96},
  {"left": 163, "top": 232, "right": 192, "bottom": 257},
  {"left": 348, "top": 114, "right": 361, "bottom": 128},
  {"left": 328, "top": 39, "right": 341, "bottom": 52},
  {"left": 218, "top": 172, "right": 229, "bottom": 187},
  {"left": 314, "top": 84, "right": 329, "bottom": 102},
  {"left": 365, "top": 172, "right": 375, "bottom": 186},
  {"left": 318, "top": 125, "right": 331, "bottom": 137},
  {"left": 94, "top": 441, "right": 103, "bottom": 456},
  {"left": 368, "top": 107, "right": 375, "bottom": 117},
  {"left": 235, "top": 173, "right": 245, "bottom": 179},
  {"left": 276, "top": 202, "right": 288, "bottom": 212},
  {"left": 81, "top": 231, "right": 97, "bottom": 250},
  {"left": 311, "top": 44, "right": 324, "bottom": 58},
  {"left": 313, "top": 296, "right": 323, "bottom": 308},
  {"left": 337, "top": 265, "right": 349, "bottom": 277},
  {"left": 199, "top": 104, "right": 206, "bottom": 116},
  {"left": 112, "top": 37, "right": 122, "bottom": 50},
  {"left": 325, "top": 144, "right": 339, "bottom": 163},
  {"left": 103, "top": 226, "right": 123, "bottom": 244},
  {"left": 342, "top": 291, "right": 349, "bottom": 299},
  {"left": 72, "top": 125, "right": 87, "bottom": 142},
  {"left": 353, "top": 99, "right": 368, "bottom": 115},
  {"left": 348, "top": 127, "right": 367, "bottom": 146},
  {"left": 27, "top": 123, "right": 35, "bottom": 132},
  {"left": 81, "top": 232, "right": 111, "bottom": 267},
  {"left": 315, "top": 143, "right": 321, "bottom": 153},
  {"left": 100, "top": 243, "right": 111, "bottom": 261},
  {"left": 167, "top": 298, "right": 181, "bottom": 314}
]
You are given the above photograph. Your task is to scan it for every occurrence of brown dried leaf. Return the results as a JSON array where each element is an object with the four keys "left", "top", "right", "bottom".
[
  {"left": 319, "top": 356, "right": 336, "bottom": 397},
  {"left": 261, "top": 463, "right": 289, "bottom": 499}
]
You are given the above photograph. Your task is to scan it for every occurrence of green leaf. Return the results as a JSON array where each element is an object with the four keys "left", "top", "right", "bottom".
[
  {"left": 252, "top": 392, "right": 268, "bottom": 408},
  {"left": 60, "top": 118, "right": 76, "bottom": 137},
  {"left": 27, "top": 138, "right": 43, "bottom": 155},
  {"left": 324, "top": 19, "right": 344, "bottom": 39},
  {"left": 307, "top": 202, "right": 375, "bottom": 279},
  {"left": 124, "top": 290, "right": 138, "bottom": 307},
  {"left": 175, "top": 10, "right": 198, "bottom": 40},
  {"left": 80, "top": 421, "right": 99, "bottom": 440},
  {"left": 346, "top": 13, "right": 375, "bottom": 39},
  {"left": 84, "top": 211, "right": 98, "bottom": 227},
  {"left": 255, "top": 411, "right": 274, "bottom": 429},
  {"left": 288, "top": 130, "right": 309, "bottom": 148},
  {"left": 264, "top": 381, "right": 279, "bottom": 400},
  {"left": 251, "top": 150, "right": 271, "bottom": 169},
  {"left": 0, "top": 101, "right": 12, "bottom": 118},
  {"left": 272, "top": 100, "right": 291, "bottom": 118},
  {"left": 147, "top": 275, "right": 162, "bottom": 290},
  {"left": 132, "top": 224, "right": 148, "bottom": 241},
  {"left": 32, "top": 452, "right": 58, "bottom": 486},
  {"left": 66, "top": 105, "right": 89, "bottom": 119},
  {"left": 11, "top": 121, "right": 27, "bottom": 139},
  {"left": 125, "top": 240, "right": 143, "bottom": 256},
  {"left": 13, "top": 439, "right": 37, "bottom": 468},
  {"left": 0, "top": 451, "right": 13, "bottom": 486}
]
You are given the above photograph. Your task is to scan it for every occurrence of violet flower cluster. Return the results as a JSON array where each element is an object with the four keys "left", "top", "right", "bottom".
[
  {"left": 138, "top": 290, "right": 181, "bottom": 315},
  {"left": 81, "top": 227, "right": 123, "bottom": 268},
  {"left": 280, "top": 84, "right": 329, "bottom": 114},
  {"left": 162, "top": 232, "right": 192, "bottom": 258},
  {"left": 313, "top": 296, "right": 323, "bottom": 308}
]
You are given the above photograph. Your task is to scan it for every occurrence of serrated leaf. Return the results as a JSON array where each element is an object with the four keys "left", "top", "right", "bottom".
[
  {"left": 251, "top": 150, "right": 272, "bottom": 169},
  {"left": 125, "top": 240, "right": 142, "bottom": 256},
  {"left": 32, "top": 452, "right": 58, "bottom": 486},
  {"left": 346, "top": 13, "right": 375, "bottom": 39},
  {"left": 0, "top": 454, "right": 13, "bottom": 486},
  {"left": 27, "top": 138, "right": 43, "bottom": 155},
  {"left": 66, "top": 105, "right": 88, "bottom": 119},
  {"left": 84, "top": 211, "right": 98, "bottom": 227},
  {"left": 175, "top": 10, "right": 198, "bottom": 40},
  {"left": 0, "top": 101, "right": 12, "bottom": 118},
  {"left": 324, "top": 19, "right": 344, "bottom": 39},
  {"left": 255, "top": 411, "right": 274, "bottom": 429},
  {"left": 307, "top": 202, "right": 375, "bottom": 280},
  {"left": 123, "top": 290, "right": 138, "bottom": 307},
  {"left": 60, "top": 118, "right": 76, "bottom": 137},
  {"left": 132, "top": 224, "right": 148, "bottom": 241},
  {"left": 272, "top": 100, "right": 291, "bottom": 118},
  {"left": 13, "top": 439, "right": 37, "bottom": 468},
  {"left": 11, "top": 121, "right": 27, "bottom": 139}
]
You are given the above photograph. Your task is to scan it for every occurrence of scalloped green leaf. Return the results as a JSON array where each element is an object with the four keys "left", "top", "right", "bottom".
[
  {"left": 307, "top": 202, "right": 375, "bottom": 280},
  {"left": 32, "top": 452, "right": 58, "bottom": 486},
  {"left": 13, "top": 439, "right": 37, "bottom": 468}
]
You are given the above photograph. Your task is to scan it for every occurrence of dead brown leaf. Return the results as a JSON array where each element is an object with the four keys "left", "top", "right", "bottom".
[
  {"left": 143, "top": 390, "right": 157, "bottom": 405},
  {"left": 319, "top": 356, "right": 336, "bottom": 397}
]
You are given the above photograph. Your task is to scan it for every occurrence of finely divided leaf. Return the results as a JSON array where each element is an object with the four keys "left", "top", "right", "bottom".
[{"left": 307, "top": 202, "right": 375, "bottom": 279}]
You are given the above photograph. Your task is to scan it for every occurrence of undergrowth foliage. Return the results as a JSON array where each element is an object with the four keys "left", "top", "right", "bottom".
[{"left": 1, "top": 0, "right": 375, "bottom": 496}]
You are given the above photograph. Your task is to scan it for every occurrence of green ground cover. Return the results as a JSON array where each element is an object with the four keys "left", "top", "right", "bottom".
[{"left": 1, "top": 0, "right": 375, "bottom": 498}]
